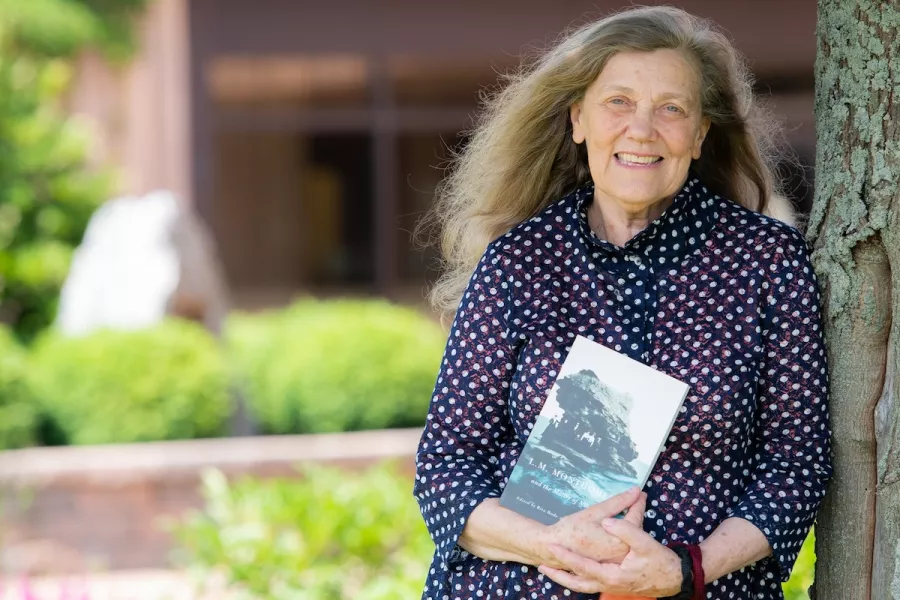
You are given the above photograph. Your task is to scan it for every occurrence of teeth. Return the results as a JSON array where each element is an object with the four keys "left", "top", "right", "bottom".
[{"left": 617, "top": 153, "right": 661, "bottom": 164}]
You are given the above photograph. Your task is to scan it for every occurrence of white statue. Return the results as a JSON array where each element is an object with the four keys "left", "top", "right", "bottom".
[{"left": 56, "top": 190, "right": 229, "bottom": 336}]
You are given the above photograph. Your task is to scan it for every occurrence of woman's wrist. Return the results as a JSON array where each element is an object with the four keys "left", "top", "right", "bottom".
[
  {"left": 661, "top": 544, "right": 705, "bottom": 600},
  {"left": 526, "top": 520, "right": 563, "bottom": 566},
  {"left": 460, "top": 498, "right": 549, "bottom": 566},
  {"left": 660, "top": 546, "right": 690, "bottom": 598},
  {"left": 697, "top": 517, "right": 771, "bottom": 582}
]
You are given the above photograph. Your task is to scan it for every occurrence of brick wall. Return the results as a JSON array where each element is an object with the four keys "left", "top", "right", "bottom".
[{"left": 0, "top": 429, "right": 421, "bottom": 575}]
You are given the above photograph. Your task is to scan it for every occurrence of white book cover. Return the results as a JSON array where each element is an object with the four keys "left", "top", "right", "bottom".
[{"left": 499, "top": 335, "right": 690, "bottom": 525}]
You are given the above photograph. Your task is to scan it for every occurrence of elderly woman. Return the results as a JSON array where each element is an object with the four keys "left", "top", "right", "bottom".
[{"left": 414, "top": 6, "right": 831, "bottom": 600}]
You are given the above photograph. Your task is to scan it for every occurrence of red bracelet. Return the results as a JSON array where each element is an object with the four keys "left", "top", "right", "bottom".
[
  {"left": 669, "top": 542, "right": 706, "bottom": 600},
  {"left": 685, "top": 544, "right": 705, "bottom": 600}
]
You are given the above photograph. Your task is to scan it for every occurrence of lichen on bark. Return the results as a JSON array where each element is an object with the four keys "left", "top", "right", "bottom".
[{"left": 811, "top": 1, "right": 900, "bottom": 599}]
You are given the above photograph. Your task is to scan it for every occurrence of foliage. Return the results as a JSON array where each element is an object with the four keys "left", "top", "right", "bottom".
[
  {"left": 171, "top": 463, "right": 433, "bottom": 600},
  {"left": 783, "top": 529, "right": 816, "bottom": 600},
  {"left": 227, "top": 299, "right": 445, "bottom": 435},
  {"left": 26, "top": 319, "right": 231, "bottom": 445},
  {"left": 0, "top": 46, "right": 107, "bottom": 342},
  {"left": 66, "top": 0, "right": 153, "bottom": 62},
  {"left": 0, "top": 0, "right": 151, "bottom": 61},
  {"left": 0, "top": 323, "right": 38, "bottom": 449},
  {"left": 0, "top": 0, "right": 150, "bottom": 342},
  {"left": 174, "top": 462, "right": 816, "bottom": 600}
]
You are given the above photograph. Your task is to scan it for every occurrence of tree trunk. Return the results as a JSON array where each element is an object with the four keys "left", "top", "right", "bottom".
[{"left": 810, "top": 2, "right": 900, "bottom": 599}]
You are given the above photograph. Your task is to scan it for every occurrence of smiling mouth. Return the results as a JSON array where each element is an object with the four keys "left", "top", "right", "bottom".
[{"left": 615, "top": 152, "right": 663, "bottom": 166}]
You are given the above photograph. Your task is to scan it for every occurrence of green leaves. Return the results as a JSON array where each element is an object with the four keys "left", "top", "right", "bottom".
[
  {"left": 228, "top": 299, "right": 445, "bottom": 435},
  {"left": 0, "top": 0, "right": 150, "bottom": 60},
  {"left": 26, "top": 319, "right": 232, "bottom": 445},
  {"left": 0, "top": 0, "right": 149, "bottom": 341},
  {"left": 783, "top": 529, "right": 816, "bottom": 600},
  {"left": 0, "top": 54, "right": 101, "bottom": 340},
  {"left": 0, "top": 298, "right": 447, "bottom": 447},
  {"left": 0, "top": 323, "right": 38, "bottom": 449},
  {"left": 172, "top": 463, "right": 433, "bottom": 600},
  {"left": 0, "top": 0, "right": 99, "bottom": 58}
]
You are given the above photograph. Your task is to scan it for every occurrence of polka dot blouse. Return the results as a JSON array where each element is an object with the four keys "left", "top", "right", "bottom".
[{"left": 413, "top": 178, "right": 833, "bottom": 600}]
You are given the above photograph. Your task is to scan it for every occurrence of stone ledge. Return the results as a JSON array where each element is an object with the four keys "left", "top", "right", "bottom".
[
  {"left": 0, "top": 429, "right": 423, "bottom": 573},
  {"left": 0, "top": 569, "right": 234, "bottom": 600},
  {"left": 0, "top": 428, "right": 423, "bottom": 485}
]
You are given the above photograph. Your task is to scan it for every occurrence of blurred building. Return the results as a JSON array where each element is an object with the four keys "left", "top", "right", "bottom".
[{"left": 67, "top": 0, "right": 817, "bottom": 309}]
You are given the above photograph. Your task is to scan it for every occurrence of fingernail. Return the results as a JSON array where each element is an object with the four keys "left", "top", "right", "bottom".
[{"left": 602, "top": 518, "right": 616, "bottom": 528}]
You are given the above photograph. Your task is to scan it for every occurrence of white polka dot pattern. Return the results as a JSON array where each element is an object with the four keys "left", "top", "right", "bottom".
[{"left": 413, "top": 179, "right": 833, "bottom": 600}]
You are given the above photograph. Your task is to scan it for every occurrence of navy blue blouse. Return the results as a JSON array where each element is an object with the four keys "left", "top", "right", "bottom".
[{"left": 414, "top": 178, "right": 833, "bottom": 600}]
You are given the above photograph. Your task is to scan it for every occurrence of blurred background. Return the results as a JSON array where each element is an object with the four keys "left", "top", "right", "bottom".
[
  {"left": 82, "top": 0, "right": 816, "bottom": 309},
  {"left": 0, "top": 0, "right": 817, "bottom": 599}
]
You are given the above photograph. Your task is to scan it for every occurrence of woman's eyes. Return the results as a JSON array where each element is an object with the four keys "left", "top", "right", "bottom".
[{"left": 605, "top": 99, "right": 686, "bottom": 115}]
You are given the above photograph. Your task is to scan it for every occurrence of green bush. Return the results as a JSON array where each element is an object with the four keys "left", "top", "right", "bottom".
[
  {"left": 0, "top": 0, "right": 150, "bottom": 342},
  {"left": 228, "top": 299, "right": 445, "bottom": 434},
  {"left": 0, "top": 51, "right": 108, "bottom": 342},
  {"left": 171, "top": 463, "right": 433, "bottom": 600},
  {"left": 0, "top": 324, "right": 39, "bottom": 449},
  {"left": 174, "top": 462, "right": 815, "bottom": 600},
  {"left": 26, "top": 319, "right": 232, "bottom": 445}
]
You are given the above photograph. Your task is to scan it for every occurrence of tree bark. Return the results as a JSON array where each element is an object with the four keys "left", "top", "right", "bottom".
[{"left": 810, "top": 2, "right": 900, "bottom": 599}]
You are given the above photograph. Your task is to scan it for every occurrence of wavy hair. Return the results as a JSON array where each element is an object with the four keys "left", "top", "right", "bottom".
[{"left": 422, "top": 5, "right": 785, "bottom": 319}]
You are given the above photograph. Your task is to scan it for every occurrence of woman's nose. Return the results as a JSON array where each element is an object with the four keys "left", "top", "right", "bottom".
[{"left": 626, "top": 107, "right": 656, "bottom": 141}]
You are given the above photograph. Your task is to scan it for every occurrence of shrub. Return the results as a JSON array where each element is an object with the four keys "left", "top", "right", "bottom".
[
  {"left": 174, "top": 463, "right": 815, "bottom": 600},
  {"left": 171, "top": 463, "right": 433, "bottom": 600},
  {"left": 227, "top": 299, "right": 445, "bottom": 434},
  {"left": 26, "top": 319, "right": 231, "bottom": 445},
  {"left": 0, "top": 0, "right": 151, "bottom": 342},
  {"left": 0, "top": 52, "right": 107, "bottom": 343},
  {"left": 0, "top": 324, "right": 39, "bottom": 449}
]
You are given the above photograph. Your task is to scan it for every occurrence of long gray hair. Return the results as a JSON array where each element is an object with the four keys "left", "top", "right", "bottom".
[{"left": 423, "top": 5, "right": 783, "bottom": 320}]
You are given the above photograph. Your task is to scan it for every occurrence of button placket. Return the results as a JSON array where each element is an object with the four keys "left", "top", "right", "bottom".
[{"left": 620, "top": 254, "right": 646, "bottom": 359}]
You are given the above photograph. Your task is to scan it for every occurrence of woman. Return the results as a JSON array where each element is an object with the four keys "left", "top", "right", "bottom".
[{"left": 414, "top": 6, "right": 832, "bottom": 600}]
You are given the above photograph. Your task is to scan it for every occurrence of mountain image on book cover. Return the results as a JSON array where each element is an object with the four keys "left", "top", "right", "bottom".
[{"left": 500, "top": 336, "right": 688, "bottom": 525}]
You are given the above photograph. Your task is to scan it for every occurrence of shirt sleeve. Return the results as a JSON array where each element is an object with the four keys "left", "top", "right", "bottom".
[
  {"left": 413, "top": 240, "right": 519, "bottom": 567},
  {"left": 727, "top": 228, "right": 834, "bottom": 581}
]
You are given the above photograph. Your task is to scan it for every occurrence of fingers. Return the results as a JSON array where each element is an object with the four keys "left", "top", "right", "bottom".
[
  {"left": 583, "top": 486, "right": 642, "bottom": 520},
  {"left": 622, "top": 492, "right": 647, "bottom": 527},
  {"left": 538, "top": 565, "right": 601, "bottom": 594},
  {"left": 539, "top": 544, "right": 624, "bottom": 593},
  {"left": 600, "top": 516, "right": 656, "bottom": 552},
  {"left": 564, "top": 527, "right": 629, "bottom": 564},
  {"left": 547, "top": 543, "right": 606, "bottom": 578}
]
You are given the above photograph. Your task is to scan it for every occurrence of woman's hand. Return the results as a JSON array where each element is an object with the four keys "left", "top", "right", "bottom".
[
  {"left": 537, "top": 515, "right": 682, "bottom": 597},
  {"left": 532, "top": 486, "right": 647, "bottom": 567},
  {"left": 458, "top": 486, "right": 646, "bottom": 570}
]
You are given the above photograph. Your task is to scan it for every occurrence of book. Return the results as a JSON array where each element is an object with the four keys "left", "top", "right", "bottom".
[{"left": 499, "top": 335, "right": 690, "bottom": 525}]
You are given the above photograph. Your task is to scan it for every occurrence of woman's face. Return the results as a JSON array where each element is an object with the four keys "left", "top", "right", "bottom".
[{"left": 570, "top": 49, "right": 710, "bottom": 211}]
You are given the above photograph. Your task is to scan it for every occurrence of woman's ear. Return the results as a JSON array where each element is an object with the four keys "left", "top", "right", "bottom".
[
  {"left": 570, "top": 102, "right": 586, "bottom": 144},
  {"left": 692, "top": 117, "right": 711, "bottom": 159}
]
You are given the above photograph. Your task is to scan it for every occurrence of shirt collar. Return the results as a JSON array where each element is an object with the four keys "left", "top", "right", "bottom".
[{"left": 572, "top": 176, "right": 719, "bottom": 268}]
